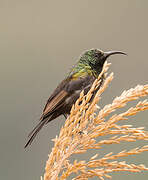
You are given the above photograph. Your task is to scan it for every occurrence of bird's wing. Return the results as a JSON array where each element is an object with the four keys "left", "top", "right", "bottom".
[
  {"left": 42, "top": 89, "right": 68, "bottom": 119},
  {"left": 41, "top": 73, "right": 91, "bottom": 120},
  {"left": 41, "top": 78, "right": 70, "bottom": 119}
]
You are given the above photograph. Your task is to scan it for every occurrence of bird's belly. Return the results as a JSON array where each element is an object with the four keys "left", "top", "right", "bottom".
[
  {"left": 65, "top": 89, "right": 81, "bottom": 105},
  {"left": 65, "top": 83, "right": 93, "bottom": 111}
]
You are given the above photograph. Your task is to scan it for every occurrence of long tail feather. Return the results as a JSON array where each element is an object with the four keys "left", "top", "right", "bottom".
[{"left": 24, "top": 119, "right": 48, "bottom": 148}]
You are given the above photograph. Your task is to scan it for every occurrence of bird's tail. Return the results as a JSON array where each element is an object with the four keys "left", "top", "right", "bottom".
[{"left": 24, "top": 118, "right": 48, "bottom": 148}]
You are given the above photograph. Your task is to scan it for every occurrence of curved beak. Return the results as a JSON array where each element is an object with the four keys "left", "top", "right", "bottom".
[{"left": 104, "top": 51, "right": 127, "bottom": 59}]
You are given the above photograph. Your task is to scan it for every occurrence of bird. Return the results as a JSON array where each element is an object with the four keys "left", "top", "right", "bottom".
[{"left": 25, "top": 49, "right": 126, "bottom": 148}]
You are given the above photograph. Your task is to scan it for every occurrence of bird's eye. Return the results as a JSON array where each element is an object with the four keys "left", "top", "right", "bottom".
[{"left": 94, "top": 53, "right": 100, "bottom": 58}]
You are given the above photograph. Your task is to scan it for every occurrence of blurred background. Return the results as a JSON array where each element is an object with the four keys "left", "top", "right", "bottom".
[{"left": 0, "top": 0, "right": 148, "bottom": 179}]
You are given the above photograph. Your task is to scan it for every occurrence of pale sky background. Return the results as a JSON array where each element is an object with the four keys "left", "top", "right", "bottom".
[{"left": 0, "top": 0, "right": 148, "bottom": 180}]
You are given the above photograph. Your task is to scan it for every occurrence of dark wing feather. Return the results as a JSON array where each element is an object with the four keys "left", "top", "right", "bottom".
[
  {"left": 42, "top": 78, "right": 70, "bottom": 112},
  {"left": 41, "top": 90, "right": 68, "bottom": 119},
  {"left": 41, "top": 75, "right": 90, "bottom": 119},
  {"left": 25, "top": 78, "right": 71, "bottom": 148}
]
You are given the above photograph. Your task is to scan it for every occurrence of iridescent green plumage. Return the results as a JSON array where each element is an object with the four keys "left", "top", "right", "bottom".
[
  {"left": 25, "top": 49, "right": 126, "bottom": 148},
  {"left": 70, "top": 49, "right": 104, "bottom": 78}
]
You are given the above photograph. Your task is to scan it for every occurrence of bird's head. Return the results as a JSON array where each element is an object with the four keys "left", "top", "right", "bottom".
[{"left": 79, "top": 49, "right": 127, "bottom": 75}]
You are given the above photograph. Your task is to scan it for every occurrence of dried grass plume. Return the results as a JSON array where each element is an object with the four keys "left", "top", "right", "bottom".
[{"left": 42, "top": 62, "right": 148, "bottom": 180}]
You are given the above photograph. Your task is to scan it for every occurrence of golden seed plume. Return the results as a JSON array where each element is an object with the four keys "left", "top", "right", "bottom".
[{"left": 42, "top": 61, "right": 148, "bottom": 180}]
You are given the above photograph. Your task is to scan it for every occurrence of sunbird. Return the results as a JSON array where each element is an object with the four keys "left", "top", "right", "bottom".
[{"left": 25, "top": 49, "right": 126, "bottom": 148}]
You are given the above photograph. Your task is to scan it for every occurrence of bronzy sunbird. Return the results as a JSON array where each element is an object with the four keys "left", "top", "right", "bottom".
[{"left": 25, "top": 49, "right": 126, "bottom": 148}]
